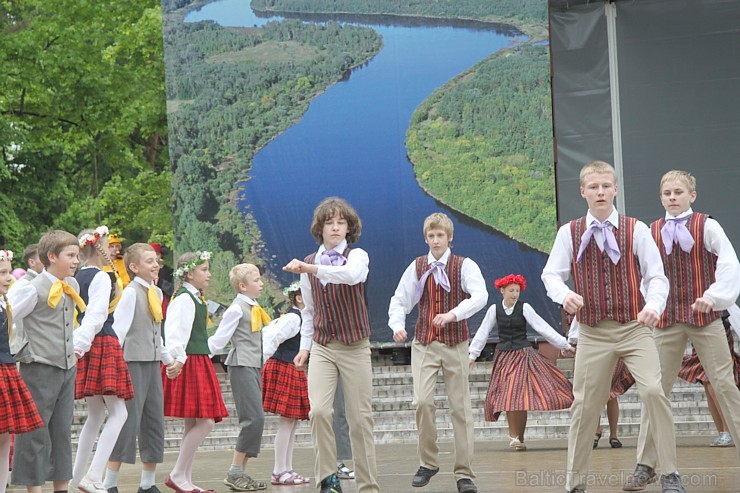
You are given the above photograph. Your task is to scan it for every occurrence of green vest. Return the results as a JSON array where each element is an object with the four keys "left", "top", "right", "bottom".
[{"left": 176, "top": 288, "right": 209, "bottom": 355}]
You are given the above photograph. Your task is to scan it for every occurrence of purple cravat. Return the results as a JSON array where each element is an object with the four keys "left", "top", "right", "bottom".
[
  {"left": 661, "top": 216, "right": 694, "bottom": 255},
  {"left": 576, "top": 220, "right": 621, "bottom": 265},
  {"left": 413, "top": 261, "right": 451, "bottom": 305},
  {"left": 319, "top": 249, "right": 347, "bottom": 266}
]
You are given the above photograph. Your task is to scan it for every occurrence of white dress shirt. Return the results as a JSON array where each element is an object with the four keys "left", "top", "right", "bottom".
[
  {"left": 541, "top": 208, "right": 669, "bottom": 317},
  {"left": 112, "top": 276, "right": 172, "bottom": 364},
  {"left": 164, "top": 282, "right": 203, "bottom": 364},
  {"left": 73, "top": 267, "right": 114, "bottom": 354},
  {"left": 662, "top": 208, "right": 740, "bottom": 310},
  {"left": 469, "top": 302, "right": 572, "bottom": 359},
  {"left": 299, "top": 239, "right": 369, "bottom": 351},
  {"left": 8, "top": 270, "right": 80, "bottom": 322},
  {"left": 207, "top": 293, "right": 257, "bottom": 355},
  {"left": 387, "top": 248, "right": 488, "bottom": 335},
  {"left": 262, "top": 309, "right": 302, "bottom": 363}
]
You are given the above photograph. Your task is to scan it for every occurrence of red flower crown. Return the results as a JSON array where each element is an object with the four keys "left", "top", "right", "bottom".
[{"left": 494, "top": 274, "right": 526, "bottom": 291}]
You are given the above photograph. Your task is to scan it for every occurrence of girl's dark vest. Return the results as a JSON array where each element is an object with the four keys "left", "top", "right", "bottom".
[
  {"left": 0, "top": 306, "right": 13, "bottom": 363},
  {"left": 75, "top": 267, "right": 116, "bottom": 337},
  {"left": 495, "top": 301, "right": 529, "bottom": 351},
  {"left": 273, "top": 308, "right": 302, "bottom": 363}
]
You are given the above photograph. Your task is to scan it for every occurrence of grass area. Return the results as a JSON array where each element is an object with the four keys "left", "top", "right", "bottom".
[{"left": 206, "top": 40, "right": 321, "bottom": 64}]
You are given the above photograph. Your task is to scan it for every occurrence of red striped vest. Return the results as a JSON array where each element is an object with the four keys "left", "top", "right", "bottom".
[
  {"left": 305, "top": 247, "right": 370, "bottom": 346},
  {"left": 571, "top": 215, "right": 644, "bottom": 326},
  {"left": 414, "top": 254, "right": 470, "bottom": 347},
  {"left": 650, "top": 213, "right": 719, "bottom": 328}
]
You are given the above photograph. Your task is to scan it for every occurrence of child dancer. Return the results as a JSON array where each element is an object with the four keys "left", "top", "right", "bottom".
[
  {"left": 0, "top": 250, "right": 44, "bottom": 493},
  {"left": 469, "top": 274, "right": 573, "bottom": 452},
  {"left": 261, "top": 281, "right": 310, "bottom": 485},
  {"left": 207, "top": 264, "right": 269, "bottom": 492},
  {"left": 388, "top": 212, "right": 487, "bottom": 493},
  {"left": 162, "top": 252, "right": 227, "bottom": 493},
  {"left": 283, "top": 197, "right": 379, "bottom": 493},
  {"left": 9, "top": 230, "right": 86, "bottom": 493},
  {"left": 72, "top": 227, "right": 133, "bottom": 493},
  {"left": 105, "top": 243, "right": 176, "bottom": 493}
]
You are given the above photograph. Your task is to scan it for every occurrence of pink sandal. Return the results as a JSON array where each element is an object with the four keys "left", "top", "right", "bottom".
[
  {"left": 271, "top": 471, "right": 305, "bottom": 485},
  {"left": 288, "top": 471, "right": 310, "bottom": 483}
]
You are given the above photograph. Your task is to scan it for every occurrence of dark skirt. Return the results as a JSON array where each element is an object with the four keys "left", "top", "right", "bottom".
[
  {"left": 76, "top": 334, "right": 134, "bottom": 400},
  {"left": 609, "top": 358, "right": 636, "bottom": 399},
  {"left": 678, "top": 330, "right": 740, "bottom": 386},
  {"left": 484, "top": 346, "right": 574, "bottom": 422},
  {"left": 262, "top": 358, "right": 309, "bottom": 420},
  {"left": 162, "top": 354, "right": 228, "bottom": 422},
  {"left": 0, "top": 363, "right": 44, "bottom": 434}
]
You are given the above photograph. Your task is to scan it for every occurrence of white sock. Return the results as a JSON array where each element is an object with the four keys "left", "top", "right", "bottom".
[
  {"left": 140, "top": 470, "right": 156, "bottom": 489},
  {"left": 103, "top": 469, "right": 120, "bottom": 489}
]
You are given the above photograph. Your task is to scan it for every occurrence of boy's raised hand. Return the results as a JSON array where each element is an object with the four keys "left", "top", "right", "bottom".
[
  {"left": 562, "top": 292, "right": 584, "bottom": 315},
  {"left": 283, "top": 259, "right": 317, "bottom": 275}
]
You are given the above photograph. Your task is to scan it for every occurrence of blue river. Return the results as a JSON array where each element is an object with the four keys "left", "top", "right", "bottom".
[{"left": 186, "top": 0, "right": 562, "bottom": 342}]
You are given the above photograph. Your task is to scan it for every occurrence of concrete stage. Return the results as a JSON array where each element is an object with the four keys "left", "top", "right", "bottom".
[{"left": 10, "top": 435, "right": 737, "bottom": 493}]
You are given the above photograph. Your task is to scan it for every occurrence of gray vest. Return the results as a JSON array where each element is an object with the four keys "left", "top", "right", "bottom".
[
  {"left": 21, "top": 270, "right": 39, "bottom": 283},
  {"left": 121, "top": 282, "right": 163, "bottom": 362},
  {"left": 16, "top": 274, "right": 77, "bottom": 369},
  {"left": 224, "top": 298, "right": 262, "bottom": 368}
]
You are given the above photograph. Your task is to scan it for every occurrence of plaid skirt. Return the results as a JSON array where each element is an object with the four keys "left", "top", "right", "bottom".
[
  {"left": 76, "top": 334, "right": 134, "bottom": 400},
  {"left": 678, "top": 330, "right": 740, "bottom": 386},
  {"left": 0, "top": 363, "right": 44, "bottom": 434},
  {"left": 609, "top": 358, "right": 636, "bottom": 399},
  {"left": 262, "top": 358, "right": 309, "bottom": 420},
  {"left": 484, "top": 347, "right": 574, "bottom": 422},
  {"left": 162, "top": 354, "right": 228, "bottom": 422}
]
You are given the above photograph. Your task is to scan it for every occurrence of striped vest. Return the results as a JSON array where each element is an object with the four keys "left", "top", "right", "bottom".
[
  {"left": 651, "top": 213, "right": 720, "bottom": 328},
  {"left": 305, "top": 247, "right": 371, "bottom": 346},
  {"left": 414, "top": 254, "right": 470, "bottom": 347},
  {"left": 571, "top": 215, "right": 644, "bottom": 327}
]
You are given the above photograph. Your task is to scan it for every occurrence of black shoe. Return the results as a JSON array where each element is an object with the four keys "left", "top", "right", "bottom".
[
  {"left": 320, "top": 474, "right": 343, "bottom": 493},
  {"left": 107, "top": 488, "right": 119, "bottom": 493},
  {"left": 457, "top": 478, "right": 478, "bottom": 493},
  {"left": 137, "top": 487, "right": 162, "bottom": 493},
  {"left": 412, "top": 466, "right": 439, "bottom": 487}
]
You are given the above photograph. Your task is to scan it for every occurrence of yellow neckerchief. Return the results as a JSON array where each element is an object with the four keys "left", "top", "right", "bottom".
[
  {"left": 48, "top": 280, "right": 87, "bottom": 311},
  {"left": 251, "top": 305, "right": 271, "bottom": 332},
  {"left": 147, "top": 285, "right": 163, "bottom": 323}
]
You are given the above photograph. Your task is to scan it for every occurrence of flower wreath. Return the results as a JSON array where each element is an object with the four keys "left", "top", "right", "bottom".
[
  {"left": 494, "top": 274, "right": 527, "bottom": 291},
  {"left": 79, "top": 225, "right": 110, "bottom": 248},
  {"left": 175, "top": 251, "right": 212, "bottom": 279},
  {"left": 0, "top": 250, "right": 13, "bottom": 262},
  {"left": 282, "top": 280, "right": 301, "bottom": 297}
]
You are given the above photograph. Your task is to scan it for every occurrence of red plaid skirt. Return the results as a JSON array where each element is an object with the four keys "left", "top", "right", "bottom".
[
  {"left": 484, "top": 347, "right": 574, "bottom": 421},
  {"left": 76, "top": 334, "right": 134, "bottom": 400},
  {"left": 609, "top": 358, "right": 636, "bottom": 399},
  {"left": 678, "top": 330, "right": 740, "bottom": 386},
  {"left": 162, "top": 354, "right": 228, "bottom": 422},
  {"left": 262, "top": 358, "right": 309, "bottom": 420},
  {"left": 0, "top": 363, "right": 44, "bottom": 434}
]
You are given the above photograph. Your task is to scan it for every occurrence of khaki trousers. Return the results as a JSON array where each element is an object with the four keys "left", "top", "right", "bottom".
[
  {"left": 411, "top": 339, "right": 475, "bottom": 480},
  {"left": 637, "top": 318, "right": 740, "bottom": 466},
  {"left": 566, "top": 320, "right": 677, "bottom": 492},
  {"left": 307, "top": 338, "right": 379, "bottom": 492}
]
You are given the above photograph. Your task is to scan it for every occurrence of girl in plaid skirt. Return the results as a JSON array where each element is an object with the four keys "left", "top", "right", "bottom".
[
  {"left": 162, "top": 252, "right": 227, "bottom": 493},
  {"left": 72, "top": 227, "right": 134, "bottom": 493},
  {"left": 1, "top": 250, "right": 44, "bottom": 493},
  {"left": 262, "top": 282, "right": 310, "bottom": 486}
]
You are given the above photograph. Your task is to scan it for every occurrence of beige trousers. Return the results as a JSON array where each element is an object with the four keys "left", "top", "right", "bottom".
[
  {"left": 566, "top": 320, "right": 677, "bottom": 492},
  {"left": 637, "top": 318, "right": 740, "bottom": 466},
  {"left": 307, "top": 338, "right": 379, "bottom": 492},
  {"left": 411, "top": 339, "right": 475, "bottom": 480}
]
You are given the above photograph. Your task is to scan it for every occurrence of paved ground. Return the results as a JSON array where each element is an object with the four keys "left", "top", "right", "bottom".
[{"left": 7, "top": 436, "right": 739, "bottom": 492}]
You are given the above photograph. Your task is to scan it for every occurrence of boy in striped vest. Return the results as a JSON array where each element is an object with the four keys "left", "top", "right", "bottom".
[
  {"left": 388, "top": 212, "right": 488, "bottom": 493},
  {"left": 625, "top": 170, "right": 740, "bottom": 490},
  {"left": 283, "top": 197, "right": 379, "bottom": 493},
  {"left": 541, "top": 161, "right": 685, "bottom": 493}
]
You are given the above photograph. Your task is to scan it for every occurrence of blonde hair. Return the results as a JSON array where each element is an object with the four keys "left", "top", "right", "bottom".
[
  {"left": 580, "top": 160, "right": 617, "bottom": 186},
  {"left": 660, "top": 170, "right": 696, "bottom": 193},
  {"left": 423, "top": 212, "right": 454, "bottom": 237},
  {"left": 37, "top": 230, "right": 78, "bottom": 268},
  {"left": 77, "top": 229, "right": 121, "bottom": 299},
  {"left": 229, "top": 263, "right": 259, "bottom": 291},
  {"left": 124, "top": 243, "right": 156, "bottom": 280},
  {"left": 310, "top": 197, "right": 362, "bottom": 245}
]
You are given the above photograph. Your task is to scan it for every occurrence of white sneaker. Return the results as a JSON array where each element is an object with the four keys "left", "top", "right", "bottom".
[
  {"left": 509, "top": 436, "right": 527, "bottom": 451},
  {"left": 337, "top": 462, "right": 355, "bottom": 480},
  {"left": 709, "top": 432, "right": 734, "bottom": 447},
  {"left": 77, "top": 475, "right": 108, "bottom": 493}
]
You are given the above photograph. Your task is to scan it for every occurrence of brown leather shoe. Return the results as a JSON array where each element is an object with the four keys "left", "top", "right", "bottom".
[{"left": 623, "top": 464, "right": 657, "bottom": 491}]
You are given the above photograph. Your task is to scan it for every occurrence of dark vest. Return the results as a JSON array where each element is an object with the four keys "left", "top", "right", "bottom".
[
  {"left": 273, "top": 308, "right": 302, "bottom": 363},
  {"left": 496, "top": 301, "right": 529, "bottom": 351},
  {"left": 0, "top": 306, "right": 13, "bottom": 364},
  {"left": 75, "top": 267, "right": 116, "bottom": 337}
]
